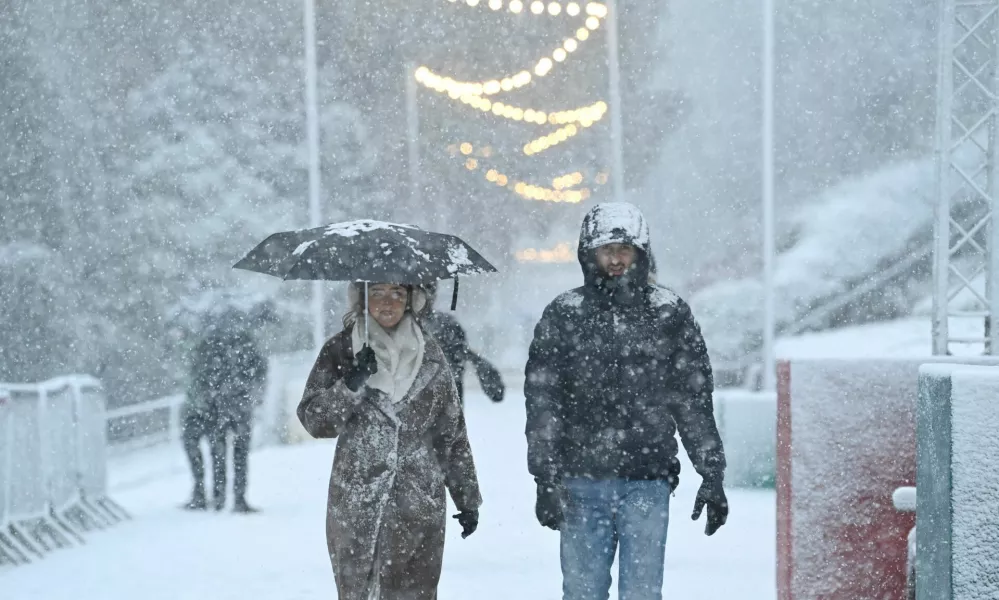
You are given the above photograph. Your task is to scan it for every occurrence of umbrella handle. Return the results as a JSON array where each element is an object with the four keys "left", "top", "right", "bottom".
[
  {"left": 364, "top": 281, "right": 370, "bottom": 347},
  {"left": 451, "top": 276, "right": 459, "bottom": 311}
]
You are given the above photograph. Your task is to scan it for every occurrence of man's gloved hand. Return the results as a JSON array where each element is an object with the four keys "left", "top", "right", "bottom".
[
  {"left": 535, "top": 479, "right": 562, "bottom": 530},
  {"left": 452, "top": 509, "right": 478, "bottom": 539},
  {"left": 344, "top": 346, "right": 377, "bottom": 392},
  {"left": 691, "top": 477, "right": 728, "bottom": 536}
]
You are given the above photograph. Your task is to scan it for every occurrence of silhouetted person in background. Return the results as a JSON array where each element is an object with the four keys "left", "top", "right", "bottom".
[
  {"left": 420, "top": 283, "right": 505, "bottom": 405},
  {"left": 183, "top": 311, "right": 267, "bottom": 512}
]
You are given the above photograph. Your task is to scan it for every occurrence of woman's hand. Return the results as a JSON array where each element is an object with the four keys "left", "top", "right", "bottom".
[
  {"left": 344, "top": 346, "right": 378, "bottom": 391},
  {"left": 452, "top": 509, "right": 478, "bottom": 538}
]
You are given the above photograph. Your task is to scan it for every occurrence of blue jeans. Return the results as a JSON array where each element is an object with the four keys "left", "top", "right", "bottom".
[{"left": 560, "top": 478, "right": 671, "bottom": 600}]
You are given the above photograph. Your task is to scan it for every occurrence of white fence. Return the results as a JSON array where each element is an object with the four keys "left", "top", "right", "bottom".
[
  {"left": 105, "top": 351, "right": 316, "bottom": 454},
  {"left": 0, "top": 376, "right": 128, "bottom": 567}
]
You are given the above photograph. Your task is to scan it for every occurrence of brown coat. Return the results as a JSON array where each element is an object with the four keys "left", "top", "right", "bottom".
[{"left": 298, "top": 327, "right": 482, "bottom": 600}]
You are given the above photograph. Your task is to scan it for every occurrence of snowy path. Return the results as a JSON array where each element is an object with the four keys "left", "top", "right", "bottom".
[{"left": 1, "top": 392, "right": 775, "bottom": 600}]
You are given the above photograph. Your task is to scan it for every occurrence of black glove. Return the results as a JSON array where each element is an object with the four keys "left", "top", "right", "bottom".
[
  {"left": 691, "top": 477, "right": 728, "bottom": 536},
  {"left": 452, "top": 509, "right": 478, "bottom": 539},
  {"left": 535, "top": 479, "right": 562, "bottom": 530},
  {"left": 344, "top": 345, "right": 377, "bottom": 392}
]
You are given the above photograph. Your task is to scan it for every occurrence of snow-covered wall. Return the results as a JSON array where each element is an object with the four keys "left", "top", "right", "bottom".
[
  {"left": 916, "top": 365, "right": 999, "bottom": 600},
  {"left": 777, "top": 357, "right": 999, "bottom": 600}
]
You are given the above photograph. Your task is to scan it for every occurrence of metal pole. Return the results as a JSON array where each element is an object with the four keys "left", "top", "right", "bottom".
[
  {"left": 405, "top": 63, "right": 422, "bottom": 213},
  {"left": 303, "top": 0, "right": 325, "bottom": 351},
  {"left": 364, "top": 281, "right": 370, "bottom": 347},
  {"left": 761, "top": 0, "right": 776, "bottom": 392},
  {"left": 990, "top": 7, "right": 999, "bottom": 355},
  {"left": 606, "top": 0, "right": 626, "bottom": 203},
  {"left": 933, "top": 0, "right": 955, "bottom": 356}
]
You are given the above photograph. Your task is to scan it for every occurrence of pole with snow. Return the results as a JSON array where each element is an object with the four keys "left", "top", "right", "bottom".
[
  {"left": 405, "top": 62, "right": 422, "bottom": 211},
  {"left": 606, "top": 0, "right": 626, "bottom": 203},
  {"left": 761, "top": 0, "right": 776, "bottom": 392},
  {"left": 303, "top": 0, "right": 324, "bottom": 351}
]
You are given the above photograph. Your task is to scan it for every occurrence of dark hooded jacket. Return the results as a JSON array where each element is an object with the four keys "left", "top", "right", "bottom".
[
  {"left": 524, "top": 203, "right": 726, "bottom": 485},
  {"left": 419, "top": 285, "right": 505, "bottom": 405},
  {"left": 188, "top": 324, "right": 267, "bottom": 415}
]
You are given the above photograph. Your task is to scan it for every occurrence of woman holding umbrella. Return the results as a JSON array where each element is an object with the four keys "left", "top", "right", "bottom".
[
  {"left": 297, "top": 280, "right": 481, "bottom": 599},
  {"left": 235, "top": 221, "right": 494, "bottom": 600}
]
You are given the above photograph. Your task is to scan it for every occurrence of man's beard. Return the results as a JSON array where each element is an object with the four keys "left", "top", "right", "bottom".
[{"left": 598, "top": 266, "right": 642, "bottom": 306}]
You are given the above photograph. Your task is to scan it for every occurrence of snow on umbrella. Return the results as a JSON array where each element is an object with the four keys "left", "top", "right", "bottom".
[
  {"left": 233, "top": 220, "right": 497, "bottom": 344},
  {"left": 233, "top": 220, "right": 497, "bottom": 284}
]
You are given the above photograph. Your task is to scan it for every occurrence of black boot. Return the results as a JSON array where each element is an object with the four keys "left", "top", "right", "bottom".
[
  {"left": 184, "top": 486, "right": 207, "bottom": 510},
  {"left": 232, "top": 497, "right": 258, "bottom": 514}
]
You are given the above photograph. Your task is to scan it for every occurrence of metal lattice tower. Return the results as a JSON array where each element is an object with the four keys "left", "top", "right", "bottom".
[{"left": 933, "top": 0, "right": 999, "bottom": 355}]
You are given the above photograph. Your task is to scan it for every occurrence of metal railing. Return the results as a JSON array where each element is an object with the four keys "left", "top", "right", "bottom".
[{"left": 0, "top": 377, "right": 129, "bottom": 567}]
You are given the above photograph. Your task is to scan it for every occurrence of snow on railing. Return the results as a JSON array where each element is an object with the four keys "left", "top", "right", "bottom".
[
  {"left": 104, "top": 351, "right": 318, "bottom": 451},
  {"left": 0, "top": 376, "right": 129, "bottom": 567}
]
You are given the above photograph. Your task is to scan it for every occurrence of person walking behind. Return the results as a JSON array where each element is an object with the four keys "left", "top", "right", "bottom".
[
  {"left": 298, "top": 282, "right": 481, "bottom": 600},
  {"left": 420, "top": 282, "right": 505, "bottom": 405},
  {"left": 524, "top": 202, "right": 729, "bottom": 600},
  {"left": 184, "top": 311, "right": 268, "bottom": 512}
]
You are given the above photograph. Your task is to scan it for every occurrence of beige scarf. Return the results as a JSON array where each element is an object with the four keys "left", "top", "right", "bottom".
[{"left": 351, "top": 313, "right": 426, "bottom": 404}]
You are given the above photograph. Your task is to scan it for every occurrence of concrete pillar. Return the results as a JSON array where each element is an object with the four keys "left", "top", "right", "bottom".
[{"left": 917, "top": 364, "right": 999, "bottom": 600}]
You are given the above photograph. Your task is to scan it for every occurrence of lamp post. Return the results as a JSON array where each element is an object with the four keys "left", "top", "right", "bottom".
[
  {"left": 303, "top": 0, "right": 324, "bottom": 351},
  {"left": 761, "top": 0, "right": 776, "bottom": 391},
  {"left": 606, "top": 0, "right": 625, "bottom": 203}
]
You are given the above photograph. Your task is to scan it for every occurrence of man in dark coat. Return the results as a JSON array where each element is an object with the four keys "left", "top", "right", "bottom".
[
  {"left": 420, "top": 285, "right": 505, "bottom": 405},
  {"left": 183, "top": 313, "right": 268, "bottom": 512},
  {"left": 525, "top": 202, "right": 728, "bottom": 600}
]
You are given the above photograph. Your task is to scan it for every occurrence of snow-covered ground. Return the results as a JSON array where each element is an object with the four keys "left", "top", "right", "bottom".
[
  {"left": 777, "top": 315, "right": 985, "bottom": 359},
  {"left": 1, "top": 391, "right": 775, "bottom": 600}
]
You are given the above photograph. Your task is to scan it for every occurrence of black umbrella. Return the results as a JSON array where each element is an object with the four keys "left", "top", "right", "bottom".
[{"left": 233, "top": 220, "right": 497, "bottom": 314}]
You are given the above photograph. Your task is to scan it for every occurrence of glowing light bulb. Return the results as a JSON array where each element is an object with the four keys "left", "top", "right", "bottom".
[
  {"left": 586, "top": 2, "right": 608, "bottom": 17},
  {"left": 586, "top": 16, "right": 600, "bottom": 29},
  {"left": 509, "top": 0, "right": 524, "bottom": 12},
  {"left": 564, "top": 38, "right": 578, "bottom": 52},
  {"left": 489, "top": 0, "right": 503, "bottom": 8},
  {"left": 460, "top": 143, "right": 473, "bottom": 155},
  {"left": 553, "top": 48, "right": 567, "bottom": 62},
  {"left": 465, "top": 158, "right": 478, "bottom": 170},
  {"left": 566, "top": 1, "right": 580, "bottom": 15},
  {"left": 548, "top": 2, "right": 561, "bottom": 15},
  {"left": 466, "top": 0, "right": 480, "bottom": 6},
  {"left": 531, "top": 1, "right": 544, "bottom": 14},
  {"left": 501, "top": 78, "right": 514, "bottom": 91},
  {"left": 576, "top": 28, "right": 590, "bottom": 40}
]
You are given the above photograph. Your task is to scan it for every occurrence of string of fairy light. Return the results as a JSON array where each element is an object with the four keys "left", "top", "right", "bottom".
[
  {"left": 447, "top": 142, "right": 608, "bottom": 204},
  {"left": 415, "top": 3, "right": 606, "bottom": 98},
  {"left": 415, "top": 1, "right": 613, "bottom": 205}
]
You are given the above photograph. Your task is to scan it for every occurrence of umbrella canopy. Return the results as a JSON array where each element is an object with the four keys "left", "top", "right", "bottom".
[{"left": 233, "top": 220, "right": 496, "bottom": 285}]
